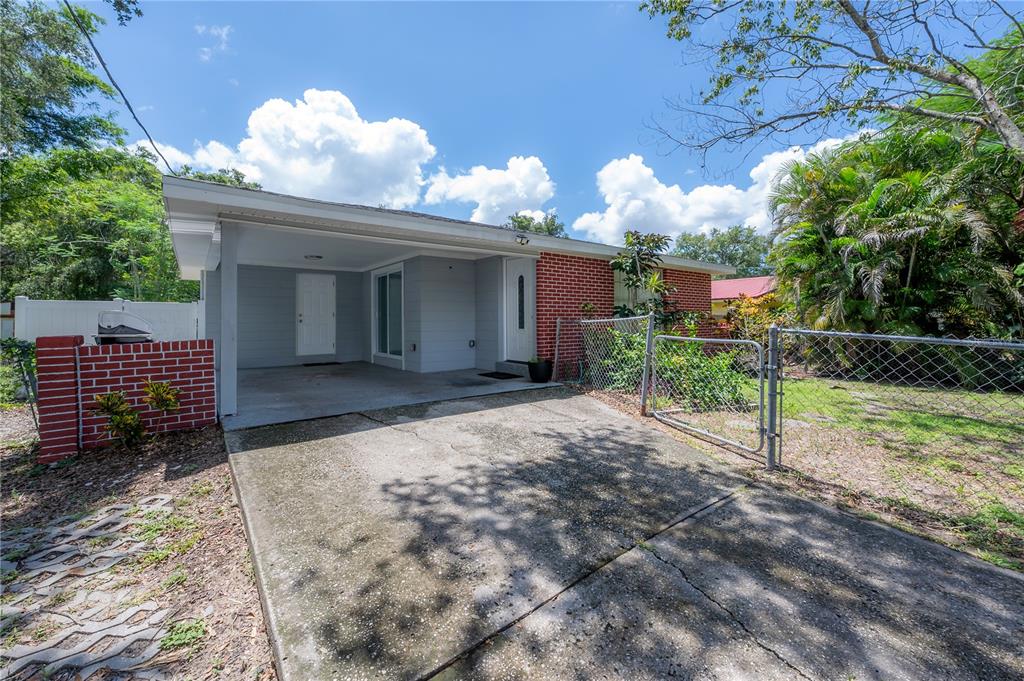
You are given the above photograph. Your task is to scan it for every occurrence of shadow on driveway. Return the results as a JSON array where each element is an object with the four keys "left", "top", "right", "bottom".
[{"left": 226, "top": 388, "right": 1024, "bottom": 680}]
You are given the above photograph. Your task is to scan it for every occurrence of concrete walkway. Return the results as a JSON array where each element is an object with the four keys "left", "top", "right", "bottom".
[
  {"left": 225, "top": 362, "right": 554, "bottom": 431},
  {"left": 226, "top": 388, "right": 1024, "bottom": 680}
]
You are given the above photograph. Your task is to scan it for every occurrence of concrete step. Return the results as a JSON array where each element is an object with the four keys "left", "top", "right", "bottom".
[{"left": 494, "top": 361, "right": 529, "bottom": 378}]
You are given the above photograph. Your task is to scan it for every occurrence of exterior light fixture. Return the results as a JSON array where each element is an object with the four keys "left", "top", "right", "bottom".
[
  {"left": 514, "top": 233, "right": 530, "bottom": 246},
  {"left": 304, "top": 254, "right": 323, "bottom": 261}
]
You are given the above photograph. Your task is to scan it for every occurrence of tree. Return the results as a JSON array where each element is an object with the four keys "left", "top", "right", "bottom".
[
  {"left": 673, "top": 225, "right": 772, "bottom": 277},
  {"left": 1, "top": 0, "right": 141, "bottom": 156},
  {"left": 1, "top": 147, "right": 197, "bottom": 302},
  {"left": 610, "top": 230, "right": 682, "bottom": 327},
  {"left": 768, "top": 128, "right": 1024, "bottom": 337},
  {"left": 504, "top": 212, "right": 568, "bottom": 238},
  {"left": 179, "top": 165, "right": 262, "bottom": 190},
  {"left": 641, "top": 0, "right": 1024, "bottom": 158}
]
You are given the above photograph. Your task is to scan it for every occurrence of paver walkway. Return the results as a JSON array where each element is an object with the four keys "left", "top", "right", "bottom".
[
  {"left": 227, "top": 388, "right": 1024, "bottom": 680},
  {"left": 1, "top": 496, "right": 176, "bottom": 679}
]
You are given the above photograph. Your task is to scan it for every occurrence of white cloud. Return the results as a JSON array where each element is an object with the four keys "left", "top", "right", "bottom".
[
  {"left": 143, "top": 88, "right": 436, "bottom": 209},
  {"left": 573, "top": 135, "right": 863, "bottom": 245},
  {"left": 195, "top": 24, "right": 231, "bottom": 62},
  {"left": 424, "top": 156, "right": 555, "bottom": 224},
  {"left": 129, "top": 140, "right": 193, "bottom": 168}
]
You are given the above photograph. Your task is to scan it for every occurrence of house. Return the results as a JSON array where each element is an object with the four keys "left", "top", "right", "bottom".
[
  {"left": 710, "top": 275, "right": 776, "bottom": 319},
  {"left": 163, "top": 176, "right": 732, "bottom": 426}
]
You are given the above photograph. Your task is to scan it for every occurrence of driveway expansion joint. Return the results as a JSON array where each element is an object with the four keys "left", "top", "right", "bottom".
[
  {"left": 415, "top": 487, "right": 744, "bottom": 681},
  {"left": 643, "top": 545, "right": 813, "bottom": 681}
]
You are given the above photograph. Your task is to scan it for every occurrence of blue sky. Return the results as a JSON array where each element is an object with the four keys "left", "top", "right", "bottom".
[{"left": 87, "top": 1, "right": 856, "bottom": 244}]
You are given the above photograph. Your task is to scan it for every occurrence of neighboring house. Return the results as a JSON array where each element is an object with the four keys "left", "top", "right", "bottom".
[
  {"left": 710, "top": 276, "right": 777, "bottom": 319},
  {"left": 163, "top": 177, "right": 732, "bottom": 418}
]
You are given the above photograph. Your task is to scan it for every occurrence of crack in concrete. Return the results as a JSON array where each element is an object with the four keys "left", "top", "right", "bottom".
[
  {"left": 643, "top": 545, "right": 813, "bottom": 680},
  {"left": 416, "top": 489, "right": 743, "bottom": 681}
]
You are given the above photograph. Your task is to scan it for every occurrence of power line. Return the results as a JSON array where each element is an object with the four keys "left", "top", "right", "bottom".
[{"left": 61, "top": 0, "right": 177, "bottom": 175}]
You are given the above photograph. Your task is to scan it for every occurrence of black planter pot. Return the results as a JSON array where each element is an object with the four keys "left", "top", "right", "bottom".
[{"left": 528, "top": 359, "right": 553, "bottom": 383}]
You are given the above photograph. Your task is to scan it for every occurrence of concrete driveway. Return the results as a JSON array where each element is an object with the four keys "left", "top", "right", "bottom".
[{"left": 225, "top": 388, "right": 1024, "bottom": 680}]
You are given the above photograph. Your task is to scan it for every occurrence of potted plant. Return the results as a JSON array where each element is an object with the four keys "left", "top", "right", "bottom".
[{"left": 527, "top": 356, "right": 553, "bottom": 383}]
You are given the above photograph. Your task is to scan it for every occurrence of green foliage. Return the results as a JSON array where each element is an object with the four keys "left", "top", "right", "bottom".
[
  {"left": 504, "top": 212, "right": 567, "bottom": 238},
  {"left": 656, "top": 340, "right": 749, "bottom": 412},
  {"left": 159, "top": 619, "right": 206, "bottom": 650},
  {"left": 142, "top": 380, "right": 180, "bottom": 415},
  {"left": 0, "top": 339, "right": 36, "bottom": 403},
  {"left": 179, "top": 165, "right": 262, "bottom": 190},
  {"left": 673, "top": 226, "right": 772, "bottom": 277},
  {"left": 0, "top": 1, "right": 122, "bottom": 156},
  {"left": 725, "top": 292, "right": 793, "bottom": 343},
  {"left": 611, "top": 230, "right": 682, "bottom": 327},
  {"left": 769, "top": 127, "right": 1024, "bottom": 338},
  {"left": 0, "top": 146, "right": 199, "bottom": 302},
  {"left": 591, "top": 329, "right": 648, "bottom": 392},
  {"left": 593, "top": 328, "right": 749, "bottom": 411},
  {"left": 93, "top": 390, "right": 145, "bottom": 447}
]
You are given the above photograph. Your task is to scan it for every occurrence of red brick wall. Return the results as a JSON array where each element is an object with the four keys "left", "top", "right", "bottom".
[
  {"left": 34, "top": 337, "right": 217, "bottom": 463},
  {"left": 535, "top": 252, "right": 615, "bottom": 360},
  {"left": 663, "top": 269, "right": 722, "bottom": 336},
  {"left": 535, "top": 252, "right": 718, "bottom": 378}
]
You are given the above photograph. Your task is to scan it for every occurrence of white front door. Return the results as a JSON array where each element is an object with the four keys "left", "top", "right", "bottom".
[
  {"left": 296, "top": 273, "right": 336, "bottom": 356},
  {"left": 505, "top": 258, "right": 535, "bottom": 361}
]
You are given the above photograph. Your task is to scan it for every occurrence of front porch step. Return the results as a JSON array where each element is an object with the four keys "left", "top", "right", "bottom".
[{"left": 494, "top": 361, "right": 529, "bottom": 378}]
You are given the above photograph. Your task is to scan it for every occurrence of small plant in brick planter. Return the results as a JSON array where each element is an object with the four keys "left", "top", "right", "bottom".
[
  {"left": 93, "top": 391, "right": 146, "bottom": 447},
  {"left": 527, "top": 356, "right": 553, "bottom": 383},
  {"left": 142, "top": 380, "right": 181, "bottom": 431}
]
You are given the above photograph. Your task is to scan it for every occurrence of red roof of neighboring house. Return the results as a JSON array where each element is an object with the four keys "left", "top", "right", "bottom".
[{"left": 711, "top": 276, "right": 776, "bottom": 301}]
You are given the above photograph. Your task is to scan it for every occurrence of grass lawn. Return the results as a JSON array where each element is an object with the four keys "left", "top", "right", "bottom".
[{"left": 0, "top": 405, "right": 276, "bottom": 679}]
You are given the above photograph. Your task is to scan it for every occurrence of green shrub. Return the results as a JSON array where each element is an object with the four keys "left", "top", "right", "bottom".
[
  {"left": 142, "top": 380, "right": 180, "bottom": 414},
  {"left": 586, "top": 328, "right": 751, "bottom": 411},
  {"left": 0, "top": 338, "right": 35, "bottom": 404},
  {"left": 592, "top": 329, "right": 648, "bottom": 391},
  {"left": 0, "top": 364, "right": 20, "bottom": 404},
  {"left": 656, "top": 340, "right": 749, "bottom": 411},
  {"left": 93, "top": 391, "right": 146, "bottom": 447}
]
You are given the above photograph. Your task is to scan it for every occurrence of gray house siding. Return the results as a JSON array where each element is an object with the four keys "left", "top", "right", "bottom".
[
  {"left": 207, "top": 257, "right": 501, "bottom": 377},
  {"left": 415, "top": 257, "right": 476, "bottom": 372},
  {"left": 474, "top": 257, "right": 503, "bottom": 370},
  {"left": 235, "top": 265, "right": 363, "bottom": 369}
]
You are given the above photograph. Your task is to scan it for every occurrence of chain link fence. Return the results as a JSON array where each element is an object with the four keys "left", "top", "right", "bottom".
[
  {"left": 775, "top": 329, "right": 1024, "bottom": 563},
  {"left": 553, "top": 315, "right": 651, "bottom": 410},
  {"left": 553, "top": 315, "right": 1024, "bottom": 566},
  {"left": 651, "top": 335, "right": 764, "bottom": 453}
]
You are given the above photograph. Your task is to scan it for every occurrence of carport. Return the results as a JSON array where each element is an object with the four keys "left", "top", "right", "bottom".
[{"left": 223, "top": 362, "right": 552, "bottom": 430}]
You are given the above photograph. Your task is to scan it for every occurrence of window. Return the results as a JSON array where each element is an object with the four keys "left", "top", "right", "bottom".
[
  {"left": 517, "top": 275, "right": 525, "bottom": 330},
  {"left": 614, "top": 269, "right": 658, "bottom": 309},
  {"left": 375, "top": 269, "right": 402, "bottom": 356}
]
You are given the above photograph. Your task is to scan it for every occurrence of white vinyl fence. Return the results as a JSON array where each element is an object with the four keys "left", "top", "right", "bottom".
[{"left": 13, "top": 296, "right": 202, "bottom": 343}]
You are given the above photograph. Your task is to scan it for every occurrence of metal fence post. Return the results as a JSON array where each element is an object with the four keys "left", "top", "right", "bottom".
[
  {"left": 552, "top": 318, "right": 562, "bottom": 382},
  {"left": 765, "top": 324, "right": 780, "bottom": 470},
  {"left": 640, "top": 312, "right": 656, "bottom": 416}
]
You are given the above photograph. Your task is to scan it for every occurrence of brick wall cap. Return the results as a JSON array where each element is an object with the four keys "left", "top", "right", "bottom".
[{"left": 36, "top": 336, "right": 84, "bottom": 349}]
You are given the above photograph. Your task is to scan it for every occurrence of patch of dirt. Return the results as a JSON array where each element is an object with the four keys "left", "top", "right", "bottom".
[{"left": 1, "top": 408, "right": 277, "bottom": 679}]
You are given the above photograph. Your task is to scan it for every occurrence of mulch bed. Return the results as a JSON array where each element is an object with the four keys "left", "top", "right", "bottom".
[{"left": 1, "top": 405, "right": 277, "bottom": 679}]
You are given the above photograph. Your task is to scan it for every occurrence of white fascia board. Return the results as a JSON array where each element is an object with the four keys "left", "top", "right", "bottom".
[{"left": 162, "top": 176, "right": 735, "bottom": 276}]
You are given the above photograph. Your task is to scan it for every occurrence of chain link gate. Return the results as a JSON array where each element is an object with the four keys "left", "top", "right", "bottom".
[{"left": 647, "top": 333, "right": 766, "bottom": 455}]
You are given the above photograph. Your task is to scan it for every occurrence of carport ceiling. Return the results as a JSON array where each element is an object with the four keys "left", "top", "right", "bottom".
[{"left": 234, "top": 223, "right": 486, "bottom": 271}]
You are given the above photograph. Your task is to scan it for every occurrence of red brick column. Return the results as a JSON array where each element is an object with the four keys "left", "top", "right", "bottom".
[
  {"left": 33, "top": 337, "right": 217, "bottom": 463},
  {"left": 35, "top": 336, "right": 84, "bottom": 463},
  {"left": 535, "top": 252, "right": 616, "bottom": 360}
]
